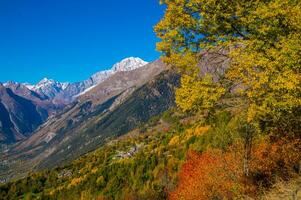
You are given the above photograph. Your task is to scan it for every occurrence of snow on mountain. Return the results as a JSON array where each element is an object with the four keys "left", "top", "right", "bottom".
[
  {"left": 74, "top": 84, "right": 98, "bottom": 97},
  {"left": 90, "top": 57, "right": 148, "bottom": 85},
  {"left": 3, "top": 81, "right": 14, "bottom": 89},
  {"left": 32, "top": 78, "right": 69, "bottom": 99},
  {"left": 23, "top": 83, "right": 35, "bottom": 90},
  {"left": 78, "top": 57, "right": 148, "bottom": 97},
  {"left": 3, "top": 81, "right": 34, "bottom": 91},
  {"left": 34, "top": 78, "right": 59, "bottom": 90},
  {"left": 90, "top": 70, "right": 114, "bottom": 84},
  {"left": 5, "top": 57, "right": 148, "bottom": 101},
  {"left": 111, "top": 57, "right": 148, "bottom": 72},
  {"left": 61, "top": 82, "right": 70, "bottom": 90}
]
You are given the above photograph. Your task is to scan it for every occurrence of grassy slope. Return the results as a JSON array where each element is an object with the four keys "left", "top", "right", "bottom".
[
  {"left": 0, "top": 109, "right": 190, "bottom": 200},
  {"left": 0, "top": 107, "right": 245, "bottom": 200},
  {"left": 0, "top": 96, "right": 299, "bottom": 199},
  {"left": 36, "top": 70, "right": 180, "bottom": 170},
  {"left": 0, "top": 70, "right": 180, "bottom": 182}
]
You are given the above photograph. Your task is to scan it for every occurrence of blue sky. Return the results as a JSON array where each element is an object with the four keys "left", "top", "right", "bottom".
[{"left": 0, "top": 0, "right": 165, "bottom": 84}]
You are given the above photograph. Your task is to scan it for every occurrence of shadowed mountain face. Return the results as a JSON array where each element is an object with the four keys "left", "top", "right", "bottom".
[
  {"left": 0, "top": 84, "right": 49, "bottom": 143},
  {"left": 37, "top": 70, "right": 180, "bottom": 170},
  {"left": 0, "top": 51, "right": 230, "bottom": 181},
  {"left": 0, "top": 58, "right": 150, "bottom": 144},
  {"left": 0, "top": 61, "right": 179, "bottom": 180},
  {"left": 0, "top": 102, "right": 15, "bottom": 142},
  {"left": 4, "top": 81, "right": 48, "bottom": 101}
]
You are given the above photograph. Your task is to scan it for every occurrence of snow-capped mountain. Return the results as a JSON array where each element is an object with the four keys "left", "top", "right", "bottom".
[
  {"left": 32, "top": 78, "right": 70, "bottom": 99},
  {"left": 3, "top": 81, "right": 48, "bottom": 101},
  {"left": 90, "top": 70, "right": 114, "bottom": 84},
  {"left": 112, "top": 57, "right": 148, "bottom": 72},
  {"left": 34, "top": 78, "right": 68, "bottom": 91},
  {"left": 16, "top": 57, "right": 148, "bottom": 102},
  {"left": 0, "top": 57, "right": 150, "bottom": 144},
  {"left": 90, "top": 57, "right": 148, "bottom": 84},
  {"left": 23, "top": 83, "right": 35, "bottom": 90},
  {"left": 72, "top": 57, "right": 148, "bottom": 98}
]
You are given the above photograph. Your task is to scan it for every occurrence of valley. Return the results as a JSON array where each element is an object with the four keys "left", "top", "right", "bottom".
[
  {"left": 0, "top": 0, "right": 300, "bottom": 199},
  {"left": 0, "top": 57, "right": 149, "bottom": 144},
  {"left": 0, "top": 58, "right": 180, "bottom": 183}
]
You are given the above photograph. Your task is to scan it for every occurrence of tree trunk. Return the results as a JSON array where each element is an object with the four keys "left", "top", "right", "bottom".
[{"left": 243, "top": 125, "right": 253, "bottom": 177}]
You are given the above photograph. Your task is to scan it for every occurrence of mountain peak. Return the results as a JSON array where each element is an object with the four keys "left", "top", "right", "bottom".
[
  {"left": 5, "top": 80, "right": 17, "bottom": 84},
  {"left": 90, "top": 57, "right": 148, "bottom": 86},
  {"left": 1, "top": 57, "right": 150, "bottom": 101},
  {"left": 38, "top": 78, "right": 55, "bottom": 84},
  {"left": 41, "top": 77, "right": 49, "bottom": 81},
  {"left": 79, "top": 57, "right": 149, "bottom": 97},
  {"left": 112, "top": 57, "right": 148, "bottom": 72},
  {"left": 23, "top": 83, "right": 35, "bottom": 90}
]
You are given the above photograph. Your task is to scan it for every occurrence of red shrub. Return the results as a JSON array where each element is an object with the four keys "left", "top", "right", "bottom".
[{"left": 169, "top": 149, "right": 244, "bottom": 200}]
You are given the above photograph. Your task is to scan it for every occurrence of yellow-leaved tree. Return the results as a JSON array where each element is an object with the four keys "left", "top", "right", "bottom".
[{"left": 155, "top": 0, "right": 301, "bottom": 175}]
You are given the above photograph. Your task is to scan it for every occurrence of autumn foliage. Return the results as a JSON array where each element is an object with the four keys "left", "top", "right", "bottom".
[
  {"left": 156, "top": 0, "right": 301, "bottom": 198},
  {"left": 250, "top": 137, "right": 301, "bottom": 181},
  {"left": 169, "top": 149, "right": 245, "bottom": 200},
  {"left": 170, "top": 135, "right": 301, "bottom": 200}
]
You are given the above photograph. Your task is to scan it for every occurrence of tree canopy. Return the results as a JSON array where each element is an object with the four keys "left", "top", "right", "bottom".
[{"left": 155, "top": 0, "right": 301, "bottom": 131}]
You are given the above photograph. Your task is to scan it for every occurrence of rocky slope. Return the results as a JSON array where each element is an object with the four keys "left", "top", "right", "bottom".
[
  {"left": 32, "top": 78, "right": 69, "bottom": 99},
  {"left": 0, "top": 84, "right": 49, "bottom": 143},
  {"left": 32, "top": 57, "right": 149, "bottom": 103},
  {"left": 0, "top": 61, "right": 179, "bottom": 180},
  {"left": 0, "top": 57, "right": 148, "bottom": 144}
]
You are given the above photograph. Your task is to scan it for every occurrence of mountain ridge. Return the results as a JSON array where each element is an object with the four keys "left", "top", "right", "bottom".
[
  {"left": 0, "top": 60, "right": 179, "bottom": 181},
  {"left": 0, "top": 57, "right": 149, "bottom": 144}
]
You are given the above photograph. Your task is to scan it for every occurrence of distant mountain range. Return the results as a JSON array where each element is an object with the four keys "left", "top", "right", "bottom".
[
  {"left": 14, "top": 57, "right": 149, "bottom": 103},
  {"left": 0, "top": 57, "right": 149, "bottom": 144},
  {"left": 0, "top": 56, "right": 181, "bottom": 181},
  {"left": 0, "top": 49, "right": 233, "bottom": 185}
]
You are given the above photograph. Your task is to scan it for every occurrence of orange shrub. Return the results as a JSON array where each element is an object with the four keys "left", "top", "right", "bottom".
[
  {"left": 169, "top": 149, "right": 244, "bottom": 200},
  {"left": 170, "top": 135, "right": 301, "bottom": 200},
  {"left": 250, "top": 137, "right": 301, "bottom": 180}
]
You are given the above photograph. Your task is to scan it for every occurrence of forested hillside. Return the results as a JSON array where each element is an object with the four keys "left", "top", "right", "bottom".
[
  {"left": 0, "top": 0, "right": 300, "bottom": 199},
  {"left": 155, "top": 0, "right": 301, "bottom": 199}
]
